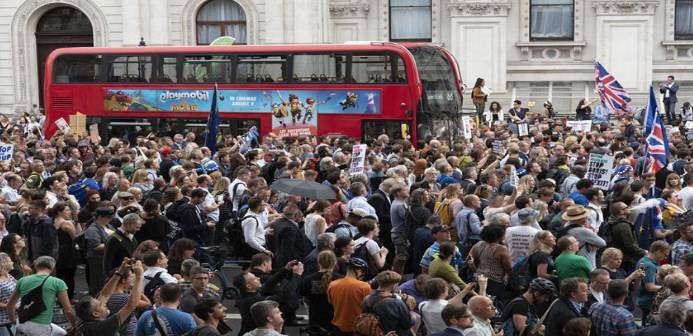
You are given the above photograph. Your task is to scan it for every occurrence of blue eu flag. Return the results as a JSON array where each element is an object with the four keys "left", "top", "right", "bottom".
[{"left": 205, "top": 84, "right": 220, "bottom": 154}]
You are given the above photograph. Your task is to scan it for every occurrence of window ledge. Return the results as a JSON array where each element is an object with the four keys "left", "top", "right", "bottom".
[
  {"left": 662, "top": 40, "right": 693, "bottom": 46},
  {"left": 515, "top": 41, "right": 586, "bottom": 48}
]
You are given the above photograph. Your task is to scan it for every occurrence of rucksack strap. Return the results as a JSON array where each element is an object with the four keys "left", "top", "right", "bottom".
[{"left": 151, "top": 309, "right": 168, "bottom": 336}]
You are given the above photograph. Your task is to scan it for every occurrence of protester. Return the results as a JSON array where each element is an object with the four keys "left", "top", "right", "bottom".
[{"left": 135, "top": 283, "right": 196, "bottom": 336}]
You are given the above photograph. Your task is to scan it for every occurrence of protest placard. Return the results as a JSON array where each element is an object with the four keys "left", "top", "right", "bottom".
[
  {"left": 54, "top": 117, "right": 70, "bottom": 133},
  {"left": 69, "top": 113, "right": 87, "bottom": 136},
  {"left": 462, "top": 116, "right": 472, "bottom": 139},
  {"left": 89, "top": 124, "right": 100, "bottom": 143},
  {"left": 587, "top": 153, "right": 615, "bottom": 190},
  {"left": 349, "top": 144, "right": 367, "bottom": 175},
  {"left": 566, "top": 120, "right": 592, "bottom": 132},
  {"left": 0, "top": 145, "right": 13, "bottom": 162},
  {"left": 518, "top": 122, "right": 529, "bottom": 136},
  {"left": 492, "top": 140, "right": 505, "bottom": 155}
]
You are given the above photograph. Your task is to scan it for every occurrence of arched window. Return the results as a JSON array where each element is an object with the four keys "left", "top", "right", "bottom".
[{"left": 196, "top": 0, "right": 247, "bottom": 45}]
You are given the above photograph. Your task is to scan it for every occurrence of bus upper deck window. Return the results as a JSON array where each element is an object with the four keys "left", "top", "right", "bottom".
[{"left": 54, "top": 55, "right": 102, "bottom": 83}]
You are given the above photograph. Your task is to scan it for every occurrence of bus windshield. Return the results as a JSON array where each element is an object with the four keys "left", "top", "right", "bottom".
[{"left": 407, "top": 46, "right": 462, "bottom": 116}]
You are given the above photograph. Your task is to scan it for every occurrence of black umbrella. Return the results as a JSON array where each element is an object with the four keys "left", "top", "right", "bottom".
[{"left": 270, "top": 178, "right": 337, "bottom": 200}]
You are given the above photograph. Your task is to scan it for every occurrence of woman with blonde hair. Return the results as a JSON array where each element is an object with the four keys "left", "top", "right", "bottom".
[
  {"left": 527, "top": 230, "right": 557, "bottom": 281},
  {"left": 648, "top": 264, "right": 684, "bottom": 325},
  {"left": 299, "top": 250, "right": 342, "bottom": 332},
  {"left": 131, "top": 169, "right": 153, "bottom": 193},
  {"left": 435, "top": 184, "right": 463, "bottom": 227},
  {"left": 664, "top": 173, "right": 682, "bottom": 193},
  {"left": 0, "top": 252, "right": 16, "bottom": 336}
]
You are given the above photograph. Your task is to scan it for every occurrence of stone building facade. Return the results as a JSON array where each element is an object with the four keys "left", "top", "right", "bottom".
[{"left": 1, "top": 0, "right": 692, "bottom": 115}]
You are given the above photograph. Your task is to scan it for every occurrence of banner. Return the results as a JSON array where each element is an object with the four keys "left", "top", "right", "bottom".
[
  {"left": 104, "top": 89, "right": 381, "bottom": 114},
  {"left": 461, "top": 116, "right": 472, "bottom": 139},
  {"left": 0, "top": 145, "right": 13, "bottom": 162},
  {"left": 349, "top": 144, "right": 367, "bottom": 175},
  {"left": 567, "top": 120, "right": 592, "bottom": 132},
  {"left": 587, "top": 153, "right": 615, "bottom": 190}
]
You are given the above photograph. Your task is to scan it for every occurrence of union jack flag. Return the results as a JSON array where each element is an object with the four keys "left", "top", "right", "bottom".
[
  {"left": 595, "top": 62, "right": 631, "bottom": 111},
  {"left": 644, "top": 85, "right": 669, "bottom": 173}
]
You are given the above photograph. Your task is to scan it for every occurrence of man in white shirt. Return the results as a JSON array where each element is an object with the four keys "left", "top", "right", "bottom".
[
  {"left": 347, "top": 182, "right": 378, "bottom": 221},
  {"left": 585, "top": 188, "right": 605, "bottom": 231},
  {"left": 465, "top": 296, "right": 497, "bottom": 336},
  {"left": 585, "top": 268, "right": 610, "bottom": 313},
  {"left": 229, "top": 167, "right": 251, "bottom": 212},
  {"left": 505, "top": 208, "right": 540, "bottom": 265},
  {"left": 142, "top": 250, "right": 178, "bottom": 285},
  {"left": 196, "top": 175, "right": 219, "bottom": 224},
  {"left": 679, "top": 174, "right": 693, "bottom": 211},
  {"left": 242, "top": 197, "right": 272, "bottom": 258},
  {"left": 1, "top": 174, "right": 21, "bottom": 204}
]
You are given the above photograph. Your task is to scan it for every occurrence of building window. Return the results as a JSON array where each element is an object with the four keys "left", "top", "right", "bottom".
[
  {"left": 196, "top": 0, "right": 247, "bottom": 45},
  {"left": 676, "top": 0, "right": 693, "bottom": 40},
  {"left": 389, "top": 0, "right": 432, "bottom": 41},
  {"left": 530, "top": 0, "right": 574, "bottom": 40}
]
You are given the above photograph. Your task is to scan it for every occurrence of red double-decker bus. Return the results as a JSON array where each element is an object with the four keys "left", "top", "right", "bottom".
[{"left": 43, "top": 42, "right": 463, "bottom": 143}]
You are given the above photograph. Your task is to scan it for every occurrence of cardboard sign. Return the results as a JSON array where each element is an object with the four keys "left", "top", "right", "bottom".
[
  {"left": 587, "top": 153, "right": 615, "bottom": 190},
  {"left": 89, "top": 124, "right": 100, "bottom": 143},
  {"left": 69, "top": 113, "right": 87, "bottom": 136},
  {"left": 566, "top": 120, "right": 592, "bottom": 132},
  {"left": 518, "top": 122, "right": 529, "bottom": 137},
  {"left": 54, "top": 118, "right": 70, "bottom": 133},
  {"left": 349, "top": 144, "right": 367, "bottom": 176},
  {"left": 462, "top": 116, "right": 473, "bottom": 139},
  {"left": 0, "top": 145, "right": 13, "bottom": 162}
]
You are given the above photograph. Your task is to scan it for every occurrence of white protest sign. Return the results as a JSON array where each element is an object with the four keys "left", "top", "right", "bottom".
[
  {"left": 462, "top": 116, "right": 472, "bottom": 139},
  {"left": 349, "top": 144, "right": 367, "bottom": 175},
  {"left": 566, "top": 120, "right": 592, "bottom": 132},
  {"left": 0, "top": 145, "right": 13, "bottom": 162},
  {"left": 518, "top": 122, "right": 529, "bottom": 137},
  {"left": 492, "top": 140, "right": 505, "bottom": 155},
  {"left": 587, "top": 153, "right": 615, "bottom": 190},
  {"left": 54, "top": 118, "right": 70, "bottom": 132}
]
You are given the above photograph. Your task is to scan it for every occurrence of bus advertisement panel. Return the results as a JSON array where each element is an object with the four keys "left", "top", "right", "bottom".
[{"left": 103, "top": 88, "right": 382, "bottom": 138}]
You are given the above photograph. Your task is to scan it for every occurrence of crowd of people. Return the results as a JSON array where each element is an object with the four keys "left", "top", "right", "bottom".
[{"left": 0, "top": 104, "right": 690, "bottom": 336}]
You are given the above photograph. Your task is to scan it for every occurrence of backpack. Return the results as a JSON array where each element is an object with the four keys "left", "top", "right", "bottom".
[
  {"left": 597, "top": 221, "right": 615, "bottom": 247},
  {"left": 501, "top": 297, "right": 531, "bottom": 336},
  {"left": 143, "top": 272, "right": 165, "bottom": 302},
  {"left": 353, "top": 296, "right": 389, "bottom": 336},
  {"left": 353, "top": 240, "right": 378, "bottom": 281},
  {"left": 226, "top": 214, "right": 257, "bottom": 259},
  {"left": 73, "top": 232, "right": 88, "bottom": 263},
  {"left": 18, "top": 276, "right": 50, "bottom": 323},
  {"left": 433, "top": 199, "right": 452, "bottom": 225},
  {"left": 556, "top": 223, "right": 583, "bottom": 239},
  {"left": 509, "top": 255, "right": 532, "bottom": 294}
]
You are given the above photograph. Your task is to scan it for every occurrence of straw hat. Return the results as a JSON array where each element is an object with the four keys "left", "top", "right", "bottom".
[{"left": 561, "top": 205, "right": 590, "bottom": 221}]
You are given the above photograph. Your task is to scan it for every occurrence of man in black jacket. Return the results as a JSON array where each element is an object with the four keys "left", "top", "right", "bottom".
[
  {"left": 25, "top": 199, "right": 58, "bottom": 260},
  {"left": 180, "top": 188, "right": 214, "bottom": 246},
  {"left": 608, "top": 202, "right": 646, "bottom": 272},
  {"left": 103, "top": 213, "right": 141, "bottom": 275},
  {"left": 545, "top": 277, "right": 589, "bottom": 336},
  {"left": 368, "top": 178, "right": 394, "bottom": 266},
  {"left": 233, "top": 260, "right": 304, "bottom": 335},
  {"left": 273, "top": 204, "right": 311, "bottom": 268}
]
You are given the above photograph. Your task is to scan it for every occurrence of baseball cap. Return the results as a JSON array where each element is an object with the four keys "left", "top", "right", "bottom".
[{"left": 348, "top": 208, "right": 368, "bottom": 218}]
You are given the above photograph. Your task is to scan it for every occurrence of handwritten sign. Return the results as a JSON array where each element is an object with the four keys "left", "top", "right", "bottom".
[
  {"left": 54, "top": 118, "right": 70, "bottom": 133},
  {"left": 566, "top": 120, "right": 592, "bottom": 132},
  {"left": 69, "top": 113, "right": 86, "bottom": 136},
  {"left": 518, "top": 122, "right": 529, "bottom": 137},
  {"left": 462, "top": 116, "right": 472, "bottom": 139},
  {"left": 349, "top": 144, "right": 367, "bottom": 176},
  {"left": 0, "top": 145, "right": 13, "bottom": 162},
  {"left": 89, "top": 124, "right": 100, "bottom": 143},
  {"left": 587, "top": 153, "right": 615, "bottom": 190},
  {"left": 492, "top": 140, "right": 505, "bottom": 155}
]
